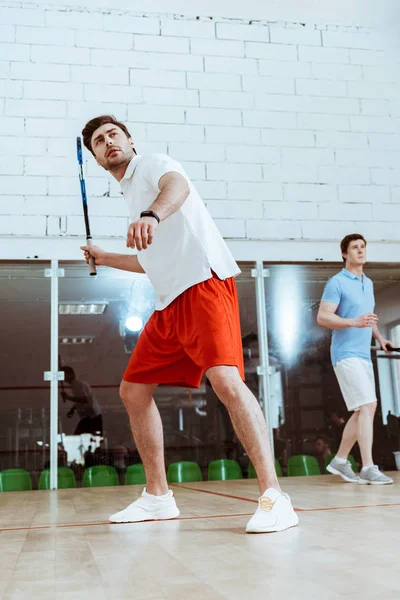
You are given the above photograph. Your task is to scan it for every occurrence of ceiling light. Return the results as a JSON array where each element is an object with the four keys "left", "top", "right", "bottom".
[
  {"left": 59, "top": 336, "right": 95, "bottom": 345},
  {"left": 59, "top": 303, "right": 107, "bottom": 315},
  {"left": 125, "top": 316, "right": 143, "bottom": 332}
]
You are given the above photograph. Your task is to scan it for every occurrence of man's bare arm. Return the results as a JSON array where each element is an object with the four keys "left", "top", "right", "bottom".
[
  {"left": 372, "top": 323, "right": 394, "bottom": 353},
  {"left": 148, "top": 171, "right": 190, "bottom": 222},
  {"left": 317, "top": 301, "right": 378, "bottom": 330},
  {"left": 126, "top": 171, "right": 190, "bottom": 251},
  {"left": 372, "top": 323, "right": 384, "bottom": 345},
  {"left": 62, "top": 394, "right": 89, "bottom": 405},
  {"left": 99, "top": 252, "right": 145, "bottom": 273},
  {"left": 81, "top": 245, "right": 145, "bottom": 274},
  {"left": 317, "top": 301, "right": 354, "bottom": 330}
]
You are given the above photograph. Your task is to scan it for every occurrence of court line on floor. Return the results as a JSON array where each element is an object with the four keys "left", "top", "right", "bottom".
[
  {"left": 1, "top": 488, "right": 399, "bottom": 533},
  {"left": 296, "top": 503, "right": 400, "bottom": 512},
  {"left": 174, "top": 484, "right": 258, "bottom": 504},
  {"left": 175, "top": 483, "right": 400, "bottom": 513},
  {"left": 1, "top": 500, "right": 399, "bottom": 533},
  {"left": 0, "top": 512, "right": 254, "bottom": 532}
]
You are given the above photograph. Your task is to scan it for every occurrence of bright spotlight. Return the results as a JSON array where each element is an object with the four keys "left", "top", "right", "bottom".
[{"left": 125, "top": 316, "right": 143, "bottom": 332}]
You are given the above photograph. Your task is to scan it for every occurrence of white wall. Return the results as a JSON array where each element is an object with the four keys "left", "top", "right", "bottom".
[{"left": 1, "top": 2, "right": 400, "bottom": 258}]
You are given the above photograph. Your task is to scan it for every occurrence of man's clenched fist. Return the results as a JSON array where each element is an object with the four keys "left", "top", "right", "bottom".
[{"left": 126, "top": 216, "right": 158, "bottom": 251}]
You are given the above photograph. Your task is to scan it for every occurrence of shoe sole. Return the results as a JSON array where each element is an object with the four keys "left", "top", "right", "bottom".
[
  {"left": 358, "top": 479, "right": 393, "bottom": 485},
  {"left": 326, "top": 463, "right": 360, "bottom": 483},
  {"left": 246, "top": 510, "right": 299, "bottom": 534},
  {"left": 110, "top": 507, "right": 180, "bottom": 523}
]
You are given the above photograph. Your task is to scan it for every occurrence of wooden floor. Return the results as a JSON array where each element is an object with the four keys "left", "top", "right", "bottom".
[{"left": 0, "top": 473, "right": 399, "bottom": 600}]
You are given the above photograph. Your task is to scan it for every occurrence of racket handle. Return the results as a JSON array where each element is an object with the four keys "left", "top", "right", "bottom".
[
  {"left": 86, "top": 238, "right": 97, "bottom": 276},
  {"left": 89, "top": 255, "right": 97, "bottom": 276}
]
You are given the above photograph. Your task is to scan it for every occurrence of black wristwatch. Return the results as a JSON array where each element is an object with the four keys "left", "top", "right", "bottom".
[{"left": 140, "top": 210, "right": 160, "bottom": 224}]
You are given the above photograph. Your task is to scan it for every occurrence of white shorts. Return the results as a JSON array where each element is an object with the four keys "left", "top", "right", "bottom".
[{"left": 333, "top": 357, "right": 377, "bottom": 412}]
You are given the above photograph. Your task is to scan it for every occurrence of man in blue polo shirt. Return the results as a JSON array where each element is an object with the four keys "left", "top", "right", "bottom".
[{"left": 317, "top": 233, "right": 393, "bottom": 485}]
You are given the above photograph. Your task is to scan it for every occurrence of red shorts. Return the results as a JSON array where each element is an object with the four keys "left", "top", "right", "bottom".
[{"left": 123, "top": 274, "right": 245, "bottom": 388}]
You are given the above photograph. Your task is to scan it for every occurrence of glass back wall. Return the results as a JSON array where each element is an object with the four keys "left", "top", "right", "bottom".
[
  {"left": 264, "top": 263, "right": 400, "bottom": 474},
  {"left": 59, "top": 263, "right": 259, "bottom": 485},
  {"left": 0, "top": 264, "right": 50, "bottom": 489},
  {"left": 58, "top": 262, "right": 259, "bottom": 484}
]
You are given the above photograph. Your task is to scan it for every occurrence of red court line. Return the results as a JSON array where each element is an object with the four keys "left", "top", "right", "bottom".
[
  {"left": 174, "top": 483, "right": 400, "bottom": 513},
  {"left": 1, "top": 501, "right": 399, "bottom": 533},
  {"left": 296, "top": 502, "right": 400, "bottom": 512},
  {"left": 175, "top": 484, "right": 258, "bottom": 504},
  {"left": 0, "top": 512, "right": 253, "bottom": 533},
  {"left": 1, "top": 487, "right": 399, "bottom": 533}
]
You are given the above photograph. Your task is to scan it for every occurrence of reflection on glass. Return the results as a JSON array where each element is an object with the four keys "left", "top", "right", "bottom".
[
  {"left": 60, "top": 366, "right": 102, "bottom": 435},
  {"left": 125, "top": 316, "right": 143, "bottom": 332},
  {"left": 57, "top": 266, "right": 147, "bottom": 484},
  {"left": 0, "top": 264, "right": 51, "bottom": 490},
  {"left": 121, "top": 278, "right": 156, "bottom": 353},
  {"left": 56, "top": 262, "right": 259, "bottom": 485},
  {"left": 265, "top": 263, "right": 400, "bottom": 474},
  {"left": 271, "top": 265, "right": 303, "bottom": 365}
]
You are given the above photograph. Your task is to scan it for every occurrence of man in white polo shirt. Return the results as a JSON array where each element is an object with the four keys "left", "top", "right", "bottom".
[
  {"left": 317, "top": 233, "right": 393, "bottom": 485},
  {"left": 80, "top": 115, "right": 298, "bottom": 533}
]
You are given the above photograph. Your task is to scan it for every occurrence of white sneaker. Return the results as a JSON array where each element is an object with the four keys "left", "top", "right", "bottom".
[
  {"left": 246, "top": 488, "right": 299, "bottom": 534},
  {"left": 109, "top": 488, "right": 180, "bottom": 523}
]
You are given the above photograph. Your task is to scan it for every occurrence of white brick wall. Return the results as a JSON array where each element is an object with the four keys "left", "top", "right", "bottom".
[
  {"left": 161, "top": 18, "right": 213, "bottom": 39},
  {"left": 1, "top": 5, "right": 400, "bottom": 245}
]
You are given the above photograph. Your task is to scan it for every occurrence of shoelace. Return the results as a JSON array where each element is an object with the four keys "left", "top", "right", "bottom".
[
  {"left": 259, "top": 496, "right": 276, "bottom": 512},
  {"left": 370, "top": 466, "right": 386, "bottom": 478},
  {"left": 362, "top": 466, "right": 378, "bottom": 475},
  {"left": 344, "top": 462, "right": 356, "bottom": 473}
]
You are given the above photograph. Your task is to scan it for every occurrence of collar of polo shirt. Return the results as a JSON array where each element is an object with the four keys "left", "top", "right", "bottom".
[
  {"left": 120, "top": 155, "right": 142, "bottom": 182},
  {"left": 341, "top": 268, "right": 364, "bottom": 281}
]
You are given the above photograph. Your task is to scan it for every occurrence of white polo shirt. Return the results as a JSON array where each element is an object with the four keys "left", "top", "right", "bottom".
[{"left": 120, "top": 153, "right": 240, "bottom": 310}]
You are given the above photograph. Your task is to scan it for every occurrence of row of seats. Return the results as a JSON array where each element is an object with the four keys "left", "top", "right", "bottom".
[
  {"left": 0, "top": 454, "right": 357, "bottom": 491},
  {"left": 287, "top": 453, "right": 358, "bottom": 476}
]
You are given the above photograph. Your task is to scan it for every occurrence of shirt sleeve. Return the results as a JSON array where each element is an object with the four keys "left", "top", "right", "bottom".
[
  {"left": 141, "top": 153, "right": 188, "bottom": 192},
  {"left": 82, "top": 381, "right": 94, "bottom": 409},
  {"left": 321, "top": 276, "right": 341, "bottom": 305}
]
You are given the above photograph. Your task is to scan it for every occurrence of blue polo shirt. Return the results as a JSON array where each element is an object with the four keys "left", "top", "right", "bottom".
[{"left": 321, "top": 268, "right": 374, "bottom": 366}]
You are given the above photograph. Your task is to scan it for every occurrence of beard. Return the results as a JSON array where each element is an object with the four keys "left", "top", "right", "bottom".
[{"left": 104, "top": 148, "right": 133, "bottom": 171}]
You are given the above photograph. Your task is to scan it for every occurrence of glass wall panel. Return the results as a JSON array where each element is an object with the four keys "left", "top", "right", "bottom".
[
  {"left": 0, "top": 263, "right": 50, "bottom": 489},
  {"left": 264, "top": 263, "right": 400, "bottom": 474},
  {"left": 58, "top": 264, "right": 145, "bottom": 485},
  {"left": 389, "top": 324, "right": 400, "bottom": 416},
  {"left": 58, "top": 262, "right": 259, "bottom": 484}
]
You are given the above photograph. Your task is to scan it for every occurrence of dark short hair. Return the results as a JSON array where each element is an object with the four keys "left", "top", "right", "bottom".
[
  {"left": 340, "top": 233, "right": 367, "bottom": 263},
  {"left": 61, "top": 366, "right": 76, "bottom": 379},
  {"left": 82, "top": 115, "right": 132, "bottom": 155}
]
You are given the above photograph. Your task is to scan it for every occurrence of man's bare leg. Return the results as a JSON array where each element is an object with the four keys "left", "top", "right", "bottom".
[
  {"left": 206, "top": 365, "right": 280, "bottom": 494},
  {"left": 357, "top": 401, "right": 377, "bottom": 467},
  {"left": 357, "top": 401, "right": 392, "bottom": 484},
  {"left": 336, "top": 411, "right": 359, "bottom": 460},
  {"left": 119, "top": 380, "right": 168, "bottom": 495}
]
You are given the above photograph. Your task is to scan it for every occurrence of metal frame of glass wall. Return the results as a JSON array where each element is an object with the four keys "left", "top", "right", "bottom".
[{"left": 46, "top": 260, "right": 64, "bottom": 489}]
